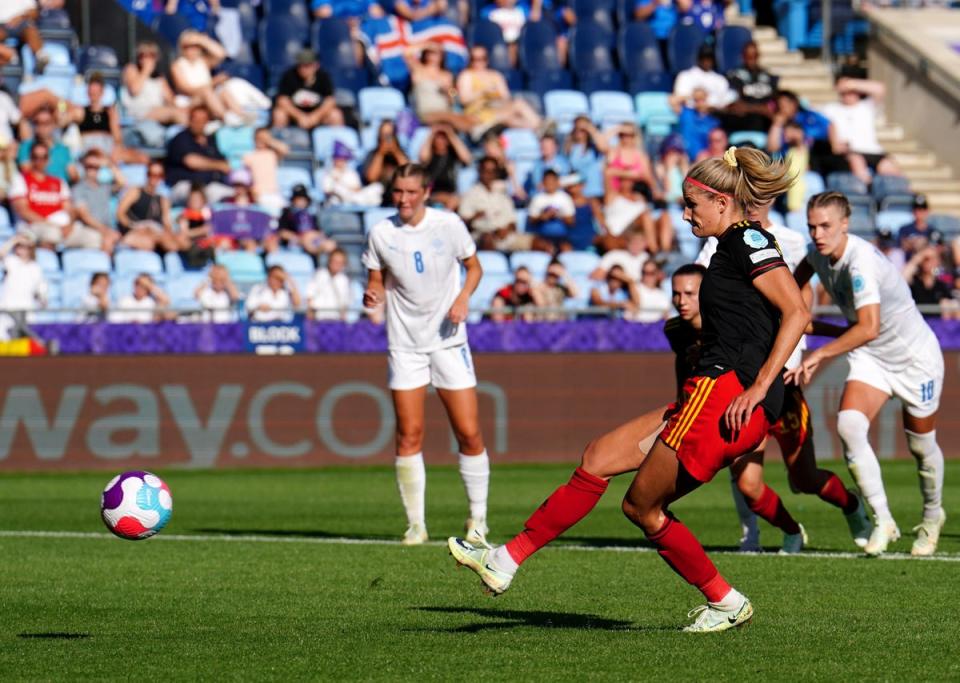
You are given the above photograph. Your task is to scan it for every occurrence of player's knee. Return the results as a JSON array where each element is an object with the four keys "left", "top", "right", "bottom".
[
  {"left": 396, "top": 425, "right": 425, "bottom": 452},
  {"left": 580, "top": 437, "right": 603, "bottom": 475},
  {"left": 455, "top": 429, "right": 484, "bottom": 454},
  {"left": 736, "top": 474, "right": 764, "bottom": 501},
  {"left": 621, "top": 495, "right": 659, "bottom": 533},
  {"left": 836, "top": 410, "right": 870, "bottom": 455}
]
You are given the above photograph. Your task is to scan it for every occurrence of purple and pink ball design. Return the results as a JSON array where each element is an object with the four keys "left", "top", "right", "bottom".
[{"left": 101, "top": 471, "right": 173, "bottom": 540}]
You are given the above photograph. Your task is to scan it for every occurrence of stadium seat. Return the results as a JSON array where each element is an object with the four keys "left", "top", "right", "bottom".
[
  {"left": 573, "top": 0, "right": 616, "bottom": 32},
  {"left": 263, "top": 0, "right": 308, "bottom": 21},
  {"left": 276, "top": 166, "right": 314, "bottom": 197},
  {"left": 467, "top": 19, "right": 512, "bottom": 72},
  {"left": 312, "top": 126, "right": 362, "bottom": 164},
  {"left": 319, "top": 210, "right": 364, "bottom": 236},
  {"left": 62, "top": 249, "right": 111, "bottom": 277},
  {"left": 216, "top": 251, "right": 266, "bottom": 284},
  {"left": 786, "top": 210, "right": 806, "bottom": 233},
  {"left": 271, "top": 126, "right": 312, "bottom": 152},
  {"left": 223, "top": 61, "right": 265, "bottom": 91},
  {"left": 848, "top": 211, "right": 873, "bottom": 237},
  {"left": 729, "top": 130, "right": 768, "bottom": 149},
  {"left": 36, "top": 248, "right": 61, "bottom": 283},
  {"left": 578, "top": 71, "right": 624, "bottom": 95},
  {"left": 477, "top": 250, "right": 510, "bottom": 275},
  {"left": 358, "top": 87, "right": 407, "bottom": 127},
  {"left": 468, "top": 272, "right": 512, "bottom": 323},
  {"left": 215, "top": 126, "right": 256, "bottom": 166},
  {"left": 510, "top": 251, "right": 552, "bottom": 279},
  {"left": 879, "top": 195, "right": 915, "bottom": 213},
  {"left": 259, "top": 16, "right": 308, "bottom": 74},
  {"left": 558, "top": 251, "right": 600, "bottom": 276},
  {"left": 589, "top": 91, "right": 635, "bottom": 127},
  {"left": 266, "top": 250, "right": 316, "bottom": 277},
  {"left": 515, "top": 208, "right": 527, "bottom": 234},
  {"left": 635, "top": 92, "right": 677, "bottom": 135},
  {"left": 457, "top": 166, "right": 478, "bottom": 195},
  {"left": 543, "top": 90, "right": 590, "bottom": 134},
  {"left": 115, "top": 250, "right": 164, "bottom": 279},
  {"left": 515, "top": 90, "right": 543, "bottom": 116},
  {"left": 311, "top": 19, "right": 356, "bottom": 71},
  {"left": 363, "top": 208, "right": 396, "bottom": 233},
  {"left": 519, "top": 21, "right": 563, "bottom": 75},
  {"left": 827, "top": 172, "right": 869, "bottom": 197},
  {"left": 803, "top": 170, "right": 826, "bottom": 201},
  {"left": 77, "top": 45, "right": 120, "bottom": 78},
  {"left": 61, "top": 272, "right": 92, "bottom": 311},
  {"left": 871, "top": 174, "right": 911, "bottom": 202},
  {"left": 19, "top": 74, "right": 72, "bottom": 101},
  {"left": 502, "top": 128, "right": 540, "bottom": 161},
  {"left": 405, "top": 126, "right": 432, "bottom": 161},
  {"left": 667, "top": 22, "right": 706, "bottom": 73},
  {"left": 164, "top": 251, "right": 185, "bottom": 278},
  {"left": 929, "top": 214, "right": 960, "bottom": 236},
  {"left": 715, "top": 26, "right": 753, "bottom": 73},
  {"left": 118, "top": 163, "right": 147, "bottom": 189},
  {"left": 0, "top": 205, "right": 10, "bottom": 229},
  {"left": 526, "top": 70, "right": 574, "bottom": 98},
  {"left": 236, "top": 1, "right": 259, "bottom": 41},
  {"left": 152, "top": 12, "right": 193, "bottom": 45},
  {"left": 875, "top": 210, "right": 913, "bottom": 234},
  {"left": 618, "top": 22, "right": 672, "bottom": 95},
  {"left": 166, "top": 272, "right": 209, "bottom": 310},
  {"left": 569, "top": 20, "right": 616, "bottom": 79}
]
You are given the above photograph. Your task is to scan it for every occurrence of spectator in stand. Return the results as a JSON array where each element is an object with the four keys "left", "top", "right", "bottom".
[
  {"left": 406, "top": 42, "right": 478, "bottom": 134},
  {"left": 115, "top": 160, "right": 183, "bottom": 254},
  {"left": 527, "top": 133, "right": 571, "bottom": 193},
  {"left": 363, "top": 120, "right": 409, "bottom": 205},
  {"left": 723, "top": 41, "right": 777, "bottom": 133},
  {"left": 459, "top": 156, "right": 526, "bottom": 252},
  {"left": 110, "top": 273, "right": 171, "bottom": 324},
  {"left": 591, "top": 230, "right": 649, "bottom": 283},
  {"left": 311, "top": 0, "right": 383, "bottom": 67},
  {"left": 563, "top": 115, "right": 608, "bottom": 196},
  {"left": 604, "top": 123, "right": 657, "bottom": 200},
  {"left": 0, "top": 86, "right": 20, "bottom": 147},
  {"left": 165, "top": 105, "right": 233, "bottom": 205},
  {"left": 0, "top": 135, "right": 18, "bottom": 205},
  {"left": 71, "top": 149, "right": 123, "bottom": 255},
  {"left": 673, "top": 87, "right": 720, "bottom": 161},
  {"left": 195, "top": 264, "right": 240, "bottom": 323},
  {"left": 121, "top": 41, "right": 188, "bottom": 148},
  {"left": 272, "top": 49, "right": 345, "bottom": 130},
  {"left": 0, "top": 234, "right": 47, "bottom": 316},
  {"left": 673, "top": 44, "right": 734, "bottom": 110},
  {"left": 165, "top": 0, "right": 246, "bottom": 60},
  {"left": 242, "top": 127, "right": 289, "bottom": 213},
  {"left": 478, "top": 130, "right": 526, "bottom": 200},
  {"left": 456, "top": 45, "right": 541, "bottom": 134},
  {"left": 307, "top": 248, "right": 352, "bottom": 321},
  {"left": 695, "top": 126, "right": 728, "bottom": 163},
  {"left": 275, "top": 184, "right": 337, "bottom": 258},
  {"left": 874, "top": 227, "right": 905, "bottom": 272},
  {"left": 535, "top": 259, "right": 577, "bottom": 321},
  {"left": 420, "top": 124, "right": 472, "bottom": 210},
  {"left": 633, "top": 0, "right": 678, "bottom": 62},
  {"left": 590, "top": 264, "right": 640, "bottom": 318},
  {"left": 491, "top": 266, "right": 541, "bottom": 322},
  {"left": 322, "top": 141, "right": 384, "bottom": 207},
  {"left": 65, "top": 73, "right": 149, "bottom": 164},
  {"left": 81, "top": 271, "right": 111, "bottom": 321},
  {"left": 527, "top": 169, "right": 575, "bottom": 253},
  {"left": 897, "top": 194, "right": 934, "bottom": 258},
  {"left": 246, "top": 265, "right": 302, "bottom": 322},
  {"left": 631, "top": 258, "right": 671, "bottom": 322},
  {"left": 481, "top": 0, "right": 535, "bottom": 65},
  {"left": 769, "top": 120, "right": 809, "bottom": 213},
  {"left": 17, "top": 107, "right": 77, "bottom": 184},
  {"left": 654, "top": 133, "right": 689, "bottom": 207},
  {"left": 769, "top": 89, "right": 838, "bottom": 177},
  {"left": 10, "top": 141, "right": 100, "bottom": 251},
  {"left": 0, "top": 1, "right": 48, "bottom": 74},
  {"left": 903, "top": 245, "right": 959, "bottom": 320},
  {"left": 563, "top": 173, "right": 602, "bottom": 251},
  {"left": 822, "top": 76, "right": 902, "bottom": 185},
  {"left": 176, "top": 185, "right": 217, "bottom": 269},
  {"left": 682, "top": 0, "right": 723, "bottom": 34}
]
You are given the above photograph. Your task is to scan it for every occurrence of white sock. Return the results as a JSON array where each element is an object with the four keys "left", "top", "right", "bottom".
[
  {"left": 711, "top": 587, "right": 745, "bottom": 611},
  {"left": 491, "top": 545, "right": 518, "bottom": 575},
  {"left": 458, "top": 450, "right": 489, "bottom": 522},
  {"left": 730, "top": 474, "right": 759, "bottom": 545},
  {"left": 905, "top": 429, "right": 945, "bottom": 522},
  {"left": 395, "top": 454, "right": 426, "bottom": 527},
  {"left": 837, "top": 410, "right": 894, "bottom": 524}
]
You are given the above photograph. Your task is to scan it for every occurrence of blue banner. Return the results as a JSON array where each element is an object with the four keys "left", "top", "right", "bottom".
[{"left": 245, "top": 315, "right": 307, "bottom": 355}]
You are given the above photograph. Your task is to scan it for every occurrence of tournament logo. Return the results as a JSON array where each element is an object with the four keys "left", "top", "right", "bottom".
[
  {"left": 743, "top": 229, "right": 768, "bottom": 249},
  {"left": 852, "top": 274, "right": 865, "bottom": 293}
]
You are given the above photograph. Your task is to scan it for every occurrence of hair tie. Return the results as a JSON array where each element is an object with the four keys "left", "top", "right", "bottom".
[{"left": 723, "top": 146, "right": 738, "bottom": 168}]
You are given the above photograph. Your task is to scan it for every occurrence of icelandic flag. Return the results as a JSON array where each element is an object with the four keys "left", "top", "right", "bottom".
[{"left": 364, "top": 15, "right": 467, "bottom": 89}]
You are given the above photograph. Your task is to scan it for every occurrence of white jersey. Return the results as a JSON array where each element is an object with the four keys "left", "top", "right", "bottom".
[
  {"left": 696, "top": 222, "right": 808, "bottom": 368},
  {"left": 362, "top": 207, "right": 477, "bottom": 352},
  {"left": 805, "top": 233, "right": 938, "bottom": 370}
]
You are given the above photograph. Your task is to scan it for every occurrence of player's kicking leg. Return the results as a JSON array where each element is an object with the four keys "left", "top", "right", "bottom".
[
  {"left": 448, "top": 406, "right": 668, "bottom": 596},
  {"left": 392, "top": 385, "right": 430, "bottom": 545}
]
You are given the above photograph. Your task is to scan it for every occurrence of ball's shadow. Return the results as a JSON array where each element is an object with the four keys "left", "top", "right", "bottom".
[{"left": 409, "top": 606, "right": 673, "bottom": 633}]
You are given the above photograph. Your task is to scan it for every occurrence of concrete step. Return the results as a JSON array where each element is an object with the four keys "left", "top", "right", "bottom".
[
  {"left": 903, "top": 166, "right": 954, "bottom": 181},
  {"left": 767, "top": 63, "right": 833, "bottom": 78},
  {"left": 923, "top": 194, "right": 960, "bottom": 215},
  {"left": 761, "top": 50, "right": 804, "bottom": 66},
  {"left": 752, "top": 26, "right": 780, "bottom": 42},
  {"left": 877, "top": 125, "right": 905, "bottom": 142},
  {"left": 908, "top": 178, "right": 960, "bottom": 193},
  {"left": 894, "top": 152, "right": 940, "bottom": 169},
  {"left": 883, "top": 139, "right": 922, "bottom": 154}
]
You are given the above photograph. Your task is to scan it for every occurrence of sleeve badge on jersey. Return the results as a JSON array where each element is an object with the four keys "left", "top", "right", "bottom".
[
  {"left": 853, "top": 274, "right": 865, "bottom": 293},
  {"left": 743, "top": 228, "right": 768, "bottom": 249}
]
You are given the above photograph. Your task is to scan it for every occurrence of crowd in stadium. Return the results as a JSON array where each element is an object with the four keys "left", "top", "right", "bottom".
[{"left": 0, "top": 0, "right": 957, "bottom": 330}]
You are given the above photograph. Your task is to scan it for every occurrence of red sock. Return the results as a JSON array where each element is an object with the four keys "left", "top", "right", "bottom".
[
  {"left": 749, "top": 485, "right": 801, "bottom": 535},
  {"left": 647, "top": 515, "right": 730, "bottom": 603},
  {"left": 818, "top": 474, "right": 857, "bottom": 513},
  {"left": 505, "top": 467, "right": 608, "bottom": 565}
]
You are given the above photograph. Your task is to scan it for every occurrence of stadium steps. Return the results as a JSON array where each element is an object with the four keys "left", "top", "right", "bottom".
[{"left": 730, "top": 6, "right": 960, "bottom": 217}]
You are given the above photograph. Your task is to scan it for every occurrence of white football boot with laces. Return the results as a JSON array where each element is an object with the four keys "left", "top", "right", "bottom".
[
  {"left": 911, "top": 509, "right": 946, "bottom": 557},
  {"left": 447, "top": 537, "right": 514, "bottom": 596},
  {"left": 402, "top": 524, "right": 428, "bottom": 546},
  {"left": 464, "top": 518, "right": 491, "bottom": 548},
  {"left": 864, "top": 519, "right": 900, "bottom": 556},
  {"left": 683, "top": 597, "right": 754, "bottom": 633}
]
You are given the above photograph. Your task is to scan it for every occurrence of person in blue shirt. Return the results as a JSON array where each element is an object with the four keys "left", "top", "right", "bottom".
[
  {"left": 526, "top": 134, "right": 571, "bottom": 194},
  {"left": 634, "top": 0, "right": 677, "bottom": 62},
  {"left": 17, "top": 107, "right": 76, "bottom": 184},
  {"left": 771, "top": 90, "right": 843, "bottom": 177},
  {"left": 674, "top": 87, "right": 719, "bottom": 160}
]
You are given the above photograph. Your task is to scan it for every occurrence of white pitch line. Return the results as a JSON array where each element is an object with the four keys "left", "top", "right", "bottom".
[{"left": 1, "top": 529, "right": 959, "bottom": 563}]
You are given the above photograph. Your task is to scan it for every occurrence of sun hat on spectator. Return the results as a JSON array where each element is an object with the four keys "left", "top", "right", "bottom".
[
  {"left": 332, "top": 140, "right": 354, "bottom": 161},
  {"left": 913, "top": 194, "right": 929, "bottom": 210},
  {"left": 296, "top": 48, "right": 318, "bottom": 66},
  {"left": 560, "top": 173, "right": 582, "bottom": 188},
  {"left": 228, "top": 167, "right": 253, "bottom": 186},
  {"left": 290, "top": 183, "right": 310, "bottom": 200}
]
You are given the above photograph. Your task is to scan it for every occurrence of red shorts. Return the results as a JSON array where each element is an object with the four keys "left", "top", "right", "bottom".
[
  {"left": 768, "top": 384, "right": 811, "bottom": 456},
  {"left": 660, "top": 371, "right": 771, "bottom": 483}
]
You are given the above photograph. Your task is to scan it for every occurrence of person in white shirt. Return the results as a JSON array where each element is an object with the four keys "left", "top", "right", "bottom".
[
  {"left": 362, "top": 162, "right": 490, "bottom": 547},
  {"left": 245, "top": 265, "right": 301, "bottom": 322},
  {"left": 0, "top": 234, "right": 47, "bottom": 316},
  {"left": 526, "top": 170, "right": 575, "bottom": 251},
  {"left": 321, "top": 141, "right": 383, "bottom": 207},
  {"left": 81, "top": 271, "right": 111, "bottom": 321},
  {"left": 591, "top": 231, "right": 649, "bottom": 283},
  {"left": 628, "top": 259, "right": 671, "bottom": 323},
  {"left": 307, "top": 248, "right": 351, "bottom": 321},
  {"left": 672, "top": 45, "right": 735, "bottom": 110},
  {"left": 0, "top": 0, "right": 49, "bottom": 74},
  {"left": 110, "top": 272, "right": 170, "bottom": 324},
  {"left": 789, "top": 191, "right": 946, "bottom": 557},
  {"left": 195, "top": 264, "right": 239, "bottom": 323},
  {"left": 821, "top": 77, "right": 902, "bottom": 185}
]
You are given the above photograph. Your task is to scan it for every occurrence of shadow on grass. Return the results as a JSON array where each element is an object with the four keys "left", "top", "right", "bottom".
[
  {"left": 557, "top": 536, "right": 744, "bottom": 553},
  {"left": 192, "top": 528, "right": 395, "bottom": 541},
  {"left": 18, "top": 632, "right": 90, "bottom": 640},
  {"left": 410, "top": 606, "right": 673, "bottom": 633}
]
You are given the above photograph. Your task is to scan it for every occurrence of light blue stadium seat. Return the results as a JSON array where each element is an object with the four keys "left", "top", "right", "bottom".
[
  {"left": 164, "top": 251, "right": 185, "bottom": 278},
  {"left": 729, "top": 130, "right": 767, "bottom": 149},
  {"left": 215, "top": 126, "right": 256, "bottom": 167},
  {"left": 0, "top": 205, "right": 9, "bottom": 229},
  {"left": 62, "top": 249, "right": 111, "bottom": 277},
  {"left": 312, "top": 126, "right": 362, "bottom": 164},
  {"left": 510, "top": 251, "right": 552, "bottom": 279},
  {"left": 558, "top": 251, "right": 600, "bottom": 275},
  {"left": 358, "top": 86, "right": 407, "bottom": 126},
  {"left": 457, "top": 167, "right": 478, "bottom": 195},
  {"left": 276, "top": 165, "right": 314, "bottom": 198},
  {"left": 21, "top": 43, "right": 74, "bottom": 78},
  {"left": 589, "top": 90, "right": 635, "bottom": 128},
  {"left": 635, "top": 92, "right": 676, "bottom": 135},
  {"left": 114, "top": 250, "right": 164, "bottom": 279},
  {"left": 786, "top": 210, "right": 807, "bottom": 233},
  {"left": 803, "top": 171, "right": 826, "bottom": 202},
  {"left": 477, "top": 250, "right": 510, "bottom": 275},
  {"left": 217, "top": 251, "right": 267, "bottom": 284},
  {"left": 405, "top": 126, "right": 432, "bottom": 161},
  {"left": 363, "top": 207, "right": 396, "bottom": 233},
  {"left": 265, "top": 250, "right": 316, "bottom": 277},
  {"left": 166, "top": 272, "right": 209, "bottom": 310},
  {"left": 19, "top": 74, "right": 72, "bottom": 101},
  {"left": 68, "top": 82, "right": 118, "bottom": 107},
  {"left": 515, "top": 208, "right": 527, "bottom": 234},
  {"left": 35, "top": 248, "right": 61, "bottom": 282},
  {"left": 543, "top": 89, "right": 590, "bottom": 134},
  {"left": 876, "top": 210, "right": 913, "bottom": 234},
  {"left": 61, "top": 272, "right": 92, "bottom": 311},
  {"left": 119, "top": 163, "right": 147, "bottom": 189},
  {"left": 467, "top": 273, "right": 512, "bottom": 323},
  {"left": 502, "top": 128, "right": 540, "bottom": 161}
]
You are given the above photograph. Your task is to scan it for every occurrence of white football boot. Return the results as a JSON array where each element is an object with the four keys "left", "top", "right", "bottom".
[
  {"left": 683, "top": 597, "right": 754, "bottom": 633},
  {"left": 402, "top": 524, "right": 428, "bottom": 546},
  {"left": 864, "top": 519, "right": 900, "bottom": 556},
  {"left": 464, "top": 518, "right": 491, "bottom": 549},
  {"left": 911, "top": 509, "right": 946, "bottom": 557},
  {"left": 447, "top": 537, "right": 514, "bottom": 596}
]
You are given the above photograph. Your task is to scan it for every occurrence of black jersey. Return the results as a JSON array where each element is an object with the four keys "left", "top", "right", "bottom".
[
  {"left": 664, "top": 316, "right": 701, "bottom": 401},
  {"left": 696, "top": 220, "right": 788, "bottom": 418}
]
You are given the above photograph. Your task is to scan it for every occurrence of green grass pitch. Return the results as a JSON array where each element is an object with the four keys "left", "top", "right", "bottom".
[{"left": 2, "top": 461, "right": 958, "bottom": 681}]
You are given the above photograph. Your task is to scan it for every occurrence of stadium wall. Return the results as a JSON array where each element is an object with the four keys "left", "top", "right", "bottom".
[{"left": 1, "top": 353, "right": 958, "bottom": 470}]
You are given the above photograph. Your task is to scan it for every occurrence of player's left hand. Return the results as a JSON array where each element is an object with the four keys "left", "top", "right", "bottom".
[
  {"left": 724, "top": 384, "right": 766, "bottom": 434},
  {"left": 787, "top": 351, "right": 822, "bottom": 386},
  {"left": 447, "top": 295, "right": 469, "bottom": 324}
]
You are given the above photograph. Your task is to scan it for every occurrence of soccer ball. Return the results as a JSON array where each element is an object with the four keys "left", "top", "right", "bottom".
[{"left": 100, "top": 471, "right": 173, "bottom": 540}]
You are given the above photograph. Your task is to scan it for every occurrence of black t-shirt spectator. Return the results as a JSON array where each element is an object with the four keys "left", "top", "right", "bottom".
[
  {"left": 276, "top": 66, "right": 334, "bottom": 112},
  {"left": 165, "top": 129, "right": 227, "bottom": 186},
  {"left": 727, "top": 67, "right": 777, "bottom": 104},
  {"left": 910, "top": 276, "right": 953, "bottom": 317},
  {"left": 697, "top": 221, "right": 787, "bottom": 417},
  {"left": 425, "top": 152, "right": 461, "bottom": 195},
  {"left": 664, "top": 316, "right": 701, "bottom": 401}
]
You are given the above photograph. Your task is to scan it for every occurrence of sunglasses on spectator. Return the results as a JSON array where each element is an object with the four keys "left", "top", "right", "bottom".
[
  {"left": 470, "top": 53, "right": 487, "bottom": 62},
  {"left": 642, "top": 268, "right": 658, "bottom": 276},
  {"left": 33, "top": 118, "right": 53, "bottom": 127},
  {"left": 619, "top": 131, "right": 636, "bottom": 138},
  {"left": 31, "top": 153, "right": 48, "bottom": 161},
  {"left": 148, "top": 169, "right": 164, "bottom": 178}
]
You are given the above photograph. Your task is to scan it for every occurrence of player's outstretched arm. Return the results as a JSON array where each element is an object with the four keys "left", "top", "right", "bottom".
[{"left": 788, "top": 303, "right": 880, "bottom": 385}]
